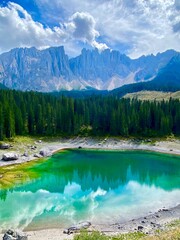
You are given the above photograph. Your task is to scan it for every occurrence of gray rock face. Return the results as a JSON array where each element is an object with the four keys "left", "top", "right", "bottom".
[
  {"left": 0, "top": 47, "right": 178, "bottom": 91},
  {"left": 39, "top": 149, "right": 52, "bottom": 157},
  {"left": 0, "top": 46, "right": 73, "bottom": 92},
  {"left": 30, "top": 145, "right": 36, "bottom": 150},
  {"left": 63, "top": 221, "right": 91, "bottom": 234},
  {"left": 22, "top": 152, "right": 29, "bottom": 157},
  {"left": 3, "top": 229, "right": 27, "bottom": 240},
  {"left": 0, "top": 143, "right": 10, "bottom": 149},
  {"left": 2, "top": 153, "right": 18, "bottom": 161},
  {"left": 33, "top": 153, "right": 41, "bottom": 158}
]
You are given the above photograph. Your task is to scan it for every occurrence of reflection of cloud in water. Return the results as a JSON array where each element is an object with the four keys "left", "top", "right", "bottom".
[
  {"left": 0, "top": 181, "right": 180, "bottom": 230},
  {"left": 91, "top": 181, "right": 180, "bottom": 223},
  {"left": 0, "top": 190, "right": 59, "bottom": 230}
]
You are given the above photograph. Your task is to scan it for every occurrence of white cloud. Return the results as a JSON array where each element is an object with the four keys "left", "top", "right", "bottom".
[
  {"left": 35, "top": 0, "right": 180, "bottom": 57},
  {"left": 0, "top": 2, "right": 65, "bottom": 52},
  {"left": 0, "top": 0, "right": 179, "bottom": 57},
  {"left": 0, "top": 2, "right": 107, "bottom": 55},
  {"left": 70, "top": 12, "right": 99, "bottom": 42},
  {"left": 67, "top": 12, "right": 109, "bottom": 51},
  {"left": 92, "top": 41, "right": 109, "bottom": 52}
]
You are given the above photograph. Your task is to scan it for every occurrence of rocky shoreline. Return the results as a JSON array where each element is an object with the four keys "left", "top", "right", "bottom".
[
  {"left": 97, "top": 204, "right": 180, "bottom": 235},
  {"left": 1, "top": 204, "right": 179, "bottom": 240},
  {"left": 0, "top": 137, "right": 180, "bottom": 167}
]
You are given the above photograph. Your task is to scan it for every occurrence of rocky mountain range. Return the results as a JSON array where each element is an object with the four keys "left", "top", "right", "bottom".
[{"left": 0, "top": 46, "right": 179, "bottom": 92}]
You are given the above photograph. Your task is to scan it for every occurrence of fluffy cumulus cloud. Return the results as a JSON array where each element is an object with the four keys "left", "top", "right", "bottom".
[
  {"left": 0, "top": 2, "right": 64, "bottom": 52},
  {"left": 0, "top": 0, "right": 180, "bottom": 57},
  {"left": 66, "top": 12, "right": 108, "bottom": 51},
  {"left": 0, "top": 2, "right": 107, "bottom": 54},
  {"left": 35, "top": 0, "right": 180, "bottom": 57},
  {"left": 69, "top": 12, "right": 99, "bottom": 42}
]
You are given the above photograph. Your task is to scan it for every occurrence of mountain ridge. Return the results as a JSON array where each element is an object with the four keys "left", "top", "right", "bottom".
[
  {"left": 0, "top": 46, "right": 179, "bottom": 92},
  {"left": 111, "top": 55, "right": 180, "bottom": 97}
]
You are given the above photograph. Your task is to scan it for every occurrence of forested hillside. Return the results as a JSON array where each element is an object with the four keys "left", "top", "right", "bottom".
[
  {"left": 111, "top": 55, "right": 180, "bottom": 97},
  {"left": 0, "top": 90, "right": 179, "bottom": 139}
]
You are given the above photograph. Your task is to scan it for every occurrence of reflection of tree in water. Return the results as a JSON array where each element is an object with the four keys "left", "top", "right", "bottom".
[
  {"left": 0, "top": 189, "right": 7, "bottom": 201},
  {"left": 1, "top": 150, "right": 180, "bottom": 200}
]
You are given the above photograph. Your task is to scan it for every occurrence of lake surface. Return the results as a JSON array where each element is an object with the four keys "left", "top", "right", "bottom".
[{"left": 0, "top": 149, "right": 180, "bottom": 230}]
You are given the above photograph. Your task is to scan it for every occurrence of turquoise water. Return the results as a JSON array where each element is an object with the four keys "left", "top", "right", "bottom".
[{"left": 0, "top": 149, "right": 180, "bottom": 230}]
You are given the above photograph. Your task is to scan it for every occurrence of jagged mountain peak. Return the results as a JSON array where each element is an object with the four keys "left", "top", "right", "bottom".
[{"left": 0, "top": 47, "right": 179, "bottom": 92}]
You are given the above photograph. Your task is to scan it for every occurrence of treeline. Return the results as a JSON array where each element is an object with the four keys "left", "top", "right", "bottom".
[
  {"left": 111, "top": 77, "right": 180, "bottom": 98},
  {"left": 0, "top": 89, "right": 179, "bottom": 139}
]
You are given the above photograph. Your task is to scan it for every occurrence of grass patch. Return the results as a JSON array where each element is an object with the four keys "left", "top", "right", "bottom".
[
  {"left": 73, "top": 224, "right": 180, "bottom": 240},
  {"left": 73, "top": 231, "right": 146, "bottom": 240},
  {"left": 123, "top": 91, "right": 180, "bottom": 102},
  {"left": 166, "top": 219, "right": 180, "bottom": 227},
  {"left": 1, "top": 135, "right": 38, "bottom": 145},
  {"left": 145, "top": 226, "right": 180, "bottom": 240}
]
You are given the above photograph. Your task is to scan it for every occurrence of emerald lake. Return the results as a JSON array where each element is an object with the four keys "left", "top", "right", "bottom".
[{"left": 0, "top": 149, "right": 180, "bottom": 231}]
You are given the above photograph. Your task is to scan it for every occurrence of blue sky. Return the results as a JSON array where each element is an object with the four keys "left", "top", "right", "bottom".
[{"left": 0, "top": 0, "right": 179, "bottom": 58}]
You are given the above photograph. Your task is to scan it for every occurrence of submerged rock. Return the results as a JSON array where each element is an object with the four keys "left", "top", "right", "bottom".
[
  {"left": 3, "top": 229, "right": 27, "bottom": 240},
  {"left": 2, "top": 153, "right": 19, "bottom": 161},
  {"left": 63, "top": 221, "right": 91, "bottom": 234}
]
